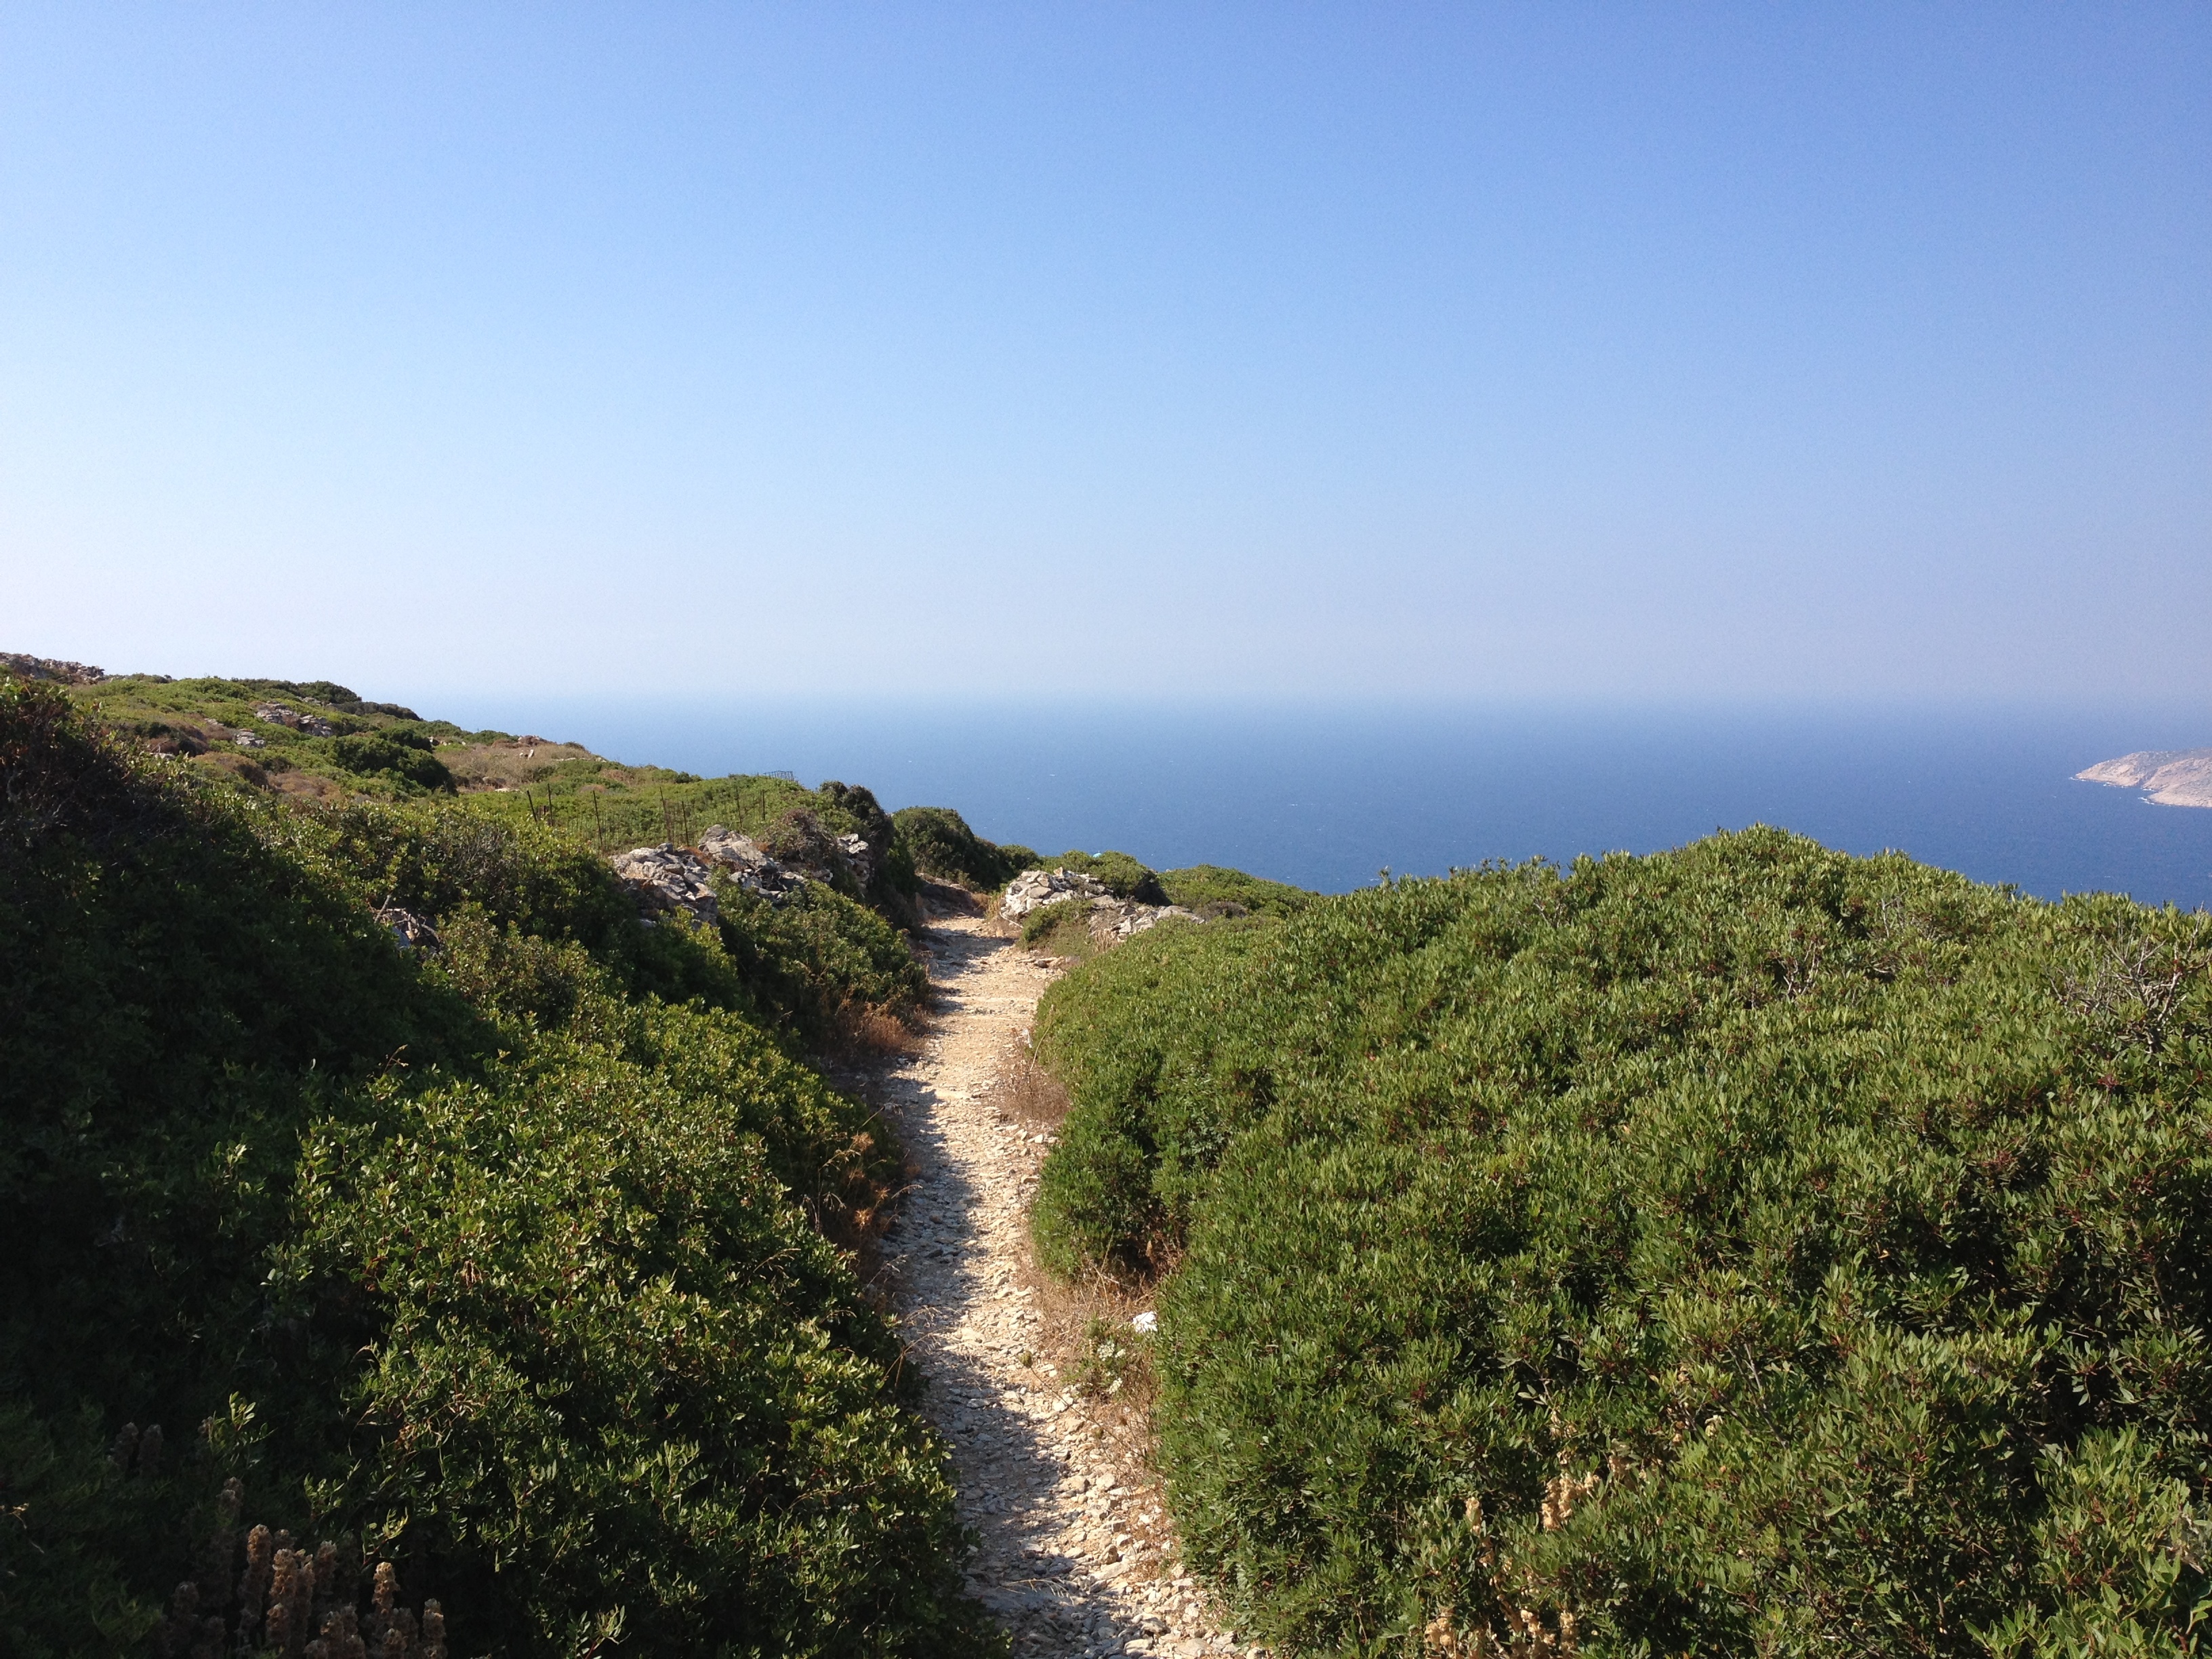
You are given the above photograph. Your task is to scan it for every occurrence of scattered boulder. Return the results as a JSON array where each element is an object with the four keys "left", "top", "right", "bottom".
[
  {"left": 837, "top": 832, "right": 878, "bottom": 888},
  {"left": 1000, "top": 867, "right": 1115, "bottom": 921},
  {"left": 1105, "top": 901, "right": 1203, "bottom": 941},
  {"left": 0, "top": 652, "right": 105, "bottom": 684},
  {"left": 697, "top": 825, "right": 810, "bottom": 904},
  {"left": 253, "top": 702, "right": 335, "bottom": 737},
  {"left": 609, "top": 845, "right": 720, "bottom": 926},
  {"left": 762, "top": 808, "right": 866, "bottom": 895},
  {"left": 230, "top": 729, "right": 267, "bottom": 749},
  {"left": 374, "top": 905, "right": 441, "bottom": 952}
]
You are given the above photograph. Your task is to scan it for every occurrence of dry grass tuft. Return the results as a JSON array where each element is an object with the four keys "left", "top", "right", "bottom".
[
  {"left": 831, "top": 999, "right": 924, "bottom": 1059},
  {"left": 995, "top": 1033, "right": 1071, "bottom": 1130}
]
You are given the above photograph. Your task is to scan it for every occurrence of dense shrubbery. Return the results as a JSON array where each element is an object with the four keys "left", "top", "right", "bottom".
[
  {"left": 330, "top": 732, "right": 457, "bottom": 791},
  {"left": 0, "top": 679, "right": 991, "bottom": 1655},
  {"left": 319, "top": 797, "right": 926, "bottom": 1051},
  {"left": 1032, "top": 831, "right": 2212, "bottom": 1656},
  {"left": 1053, "top": 849, "right": 1168, "bottom": 905},
  {"left": 891, "top": 806, "right": 1038, "bottom": 893},
  {"left": 1158, "top": 863, "right": 1317, "bottom": 920}
]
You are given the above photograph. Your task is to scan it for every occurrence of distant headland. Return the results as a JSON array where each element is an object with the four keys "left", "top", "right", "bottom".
[{"left": 2076, "top": 748, "right": 2212, "bottom": 808}]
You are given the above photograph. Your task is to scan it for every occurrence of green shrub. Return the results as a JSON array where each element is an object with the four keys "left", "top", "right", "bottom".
[
  {"left": 819, "top": 781, "right": 922, "bottom": 919},
  {"left": 319, "top": 798, "right": 926, "bottom": 1052},
  {"left": 1031, "top": 831, "right": 2212, "bottom": 1654},
  {"left": 712, "top": 880, "right": 930, "bottom": 1046},
  {"left": 281, "top": 1030, "right": 984, "bottom": 1654},
  {"left": 1158, "top": 863, "right": 1317, "bottom": 920},
  {"left": 1019, "top": 901, "right": 1111, "bottom": 964},
  {"left": 1054, "top": 849, "right": 1168, "bottom": 905},
  {"left": 0, "top": 679, "right": 992, "bottom": 1654},
  {"left": 892, "top": 806, "right": 1039, "bottom": 893},
  {"left": 326, "top": 731, "right": 455, "bottom": 792}
]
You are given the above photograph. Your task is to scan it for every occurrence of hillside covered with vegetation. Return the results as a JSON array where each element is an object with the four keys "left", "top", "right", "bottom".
[
  {"left": 0, "top": 670, "right": 1006, "bottom": 1654},
  {"left": 1031, "top": 831, "right": 2212, "bottom": 1656}
]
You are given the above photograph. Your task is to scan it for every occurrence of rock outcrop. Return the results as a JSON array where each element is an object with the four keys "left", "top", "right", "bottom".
[
  {"left": 837, "top": 832, "right": 878, "bottom": 888},
  {"left": 697, "top": 825, "right": 810, "bottom": 903},
  {"left": 1, "top": 653, "right": 105, "bottom": 684},
  {"left": 253, "top": 702, "right": 337, "bottom": 737},
  {"left": 1105, "top": 900, "right": 1203, "bottom": 940},
  {"left": 1002, "top": 869, "right": 1203, "bottom": 945},
  {"left": 1000, "top": 867, "right": 1115, "bottom": 921},
  {"left": 2076, "top": 749, "right": 2212, "bottom": 808},
  {"left": 609, "top": 844, "right": 721, "bottom": 925}
]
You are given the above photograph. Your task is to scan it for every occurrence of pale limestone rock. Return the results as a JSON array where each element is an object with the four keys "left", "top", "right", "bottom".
[
  {"left": 2077, "top": 748, "right": 2212, "bottom": 808},
  {"left": 609, "top": 844, "right": 719, "bottom": 924}
]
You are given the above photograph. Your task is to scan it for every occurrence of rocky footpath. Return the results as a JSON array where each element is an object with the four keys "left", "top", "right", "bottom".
[{"left": 872, "top": 914, "right": 1259, "bottom": 1659}]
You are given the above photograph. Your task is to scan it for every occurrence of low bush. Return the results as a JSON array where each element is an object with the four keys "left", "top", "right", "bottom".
[
  {"left": 281, "top": 1029, "right": 975, "bottom": 1654},
  {"left": 1031, "top": 831, "right": 2212, "bottom": 1654},
  {"left": 1019, "top": 901, "right": 1111, "bottom": 963},
  {"left": 326, "top": 732, "right": 456, "bottom": 792},
  {"left": 819, "top": 781, "right": 922, "bottom": 917},
  {"left": 1158, "top": 863, "right": 1317, "bottom": 920},
  {"left": 892, "top": 806, "right": 1038, "bottom": 893},
  {"left": 0, "top": 678, "right": 992, "bottom": 1655},
  {"left": 1053, "top": 849, "right": 1168, "bottom": 905}
]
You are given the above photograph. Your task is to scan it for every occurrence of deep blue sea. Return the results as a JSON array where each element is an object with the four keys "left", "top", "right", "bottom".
[{"left": 441, "top": 699, "right": 2212, "bottom": 912}]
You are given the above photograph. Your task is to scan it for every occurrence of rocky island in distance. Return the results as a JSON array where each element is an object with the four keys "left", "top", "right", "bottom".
[{"left": 2076, "top": 747, "right": 2212, "bottom": 808}]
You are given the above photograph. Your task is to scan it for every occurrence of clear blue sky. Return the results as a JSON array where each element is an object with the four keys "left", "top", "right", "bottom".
[{"left": 3, "top": 4, "right": 2206, "bottom": 705}]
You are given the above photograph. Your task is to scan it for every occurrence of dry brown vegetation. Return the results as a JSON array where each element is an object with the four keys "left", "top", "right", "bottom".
[{"left": 435, "top": 738, "right": 600, "bottom": 792}]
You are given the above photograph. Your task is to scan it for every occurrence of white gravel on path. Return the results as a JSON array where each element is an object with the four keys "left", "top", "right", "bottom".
[{"left": 876, "top": 914, "right": 1258, "bottom": 1659}]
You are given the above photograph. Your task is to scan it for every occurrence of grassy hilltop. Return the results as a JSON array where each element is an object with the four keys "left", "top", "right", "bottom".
[{"left": 0, "top": 665, "right": 1025, "bottom": 1655}]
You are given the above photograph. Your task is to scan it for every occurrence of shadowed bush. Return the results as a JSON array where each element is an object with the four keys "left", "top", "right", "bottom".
[
  {"left": 0, "top": 678, "right": 994, "bottom": 1656},
  {"left": 326, "top": 733, "right": 455, "bottom": 792},
  {"left": 891, "top": 806, "right": 1038, "bottom": 893},
  {"left": 1031, "top": 830, "right": 2212, "bottom": 1655}
]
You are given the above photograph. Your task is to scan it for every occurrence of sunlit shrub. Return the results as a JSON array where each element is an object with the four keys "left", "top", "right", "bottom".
[{"left": 1033, "top": 832, "right": 2212, "bottom": 1654}]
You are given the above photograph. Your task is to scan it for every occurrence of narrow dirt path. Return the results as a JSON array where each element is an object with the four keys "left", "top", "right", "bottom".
[{"left": 871, "top": 914, "right": 1252, "bottom": 1659}]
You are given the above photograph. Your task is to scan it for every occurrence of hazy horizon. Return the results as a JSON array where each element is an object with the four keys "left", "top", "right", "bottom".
[{"left": 5, "top": 4, "right": 2207, "bottom": 705}]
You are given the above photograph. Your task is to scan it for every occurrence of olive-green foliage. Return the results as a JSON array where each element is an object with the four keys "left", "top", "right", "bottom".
[
  {"left": 1031, "top": 831, "right": 2212, "bottom": 1655},
  {"left": 712, "top": 880, "right": 931, "bottom": 1042},
  {"left": 281, "top": 1027, "right": 975, "bottom": 1654},
  {"left": 327, "top": 731, "right": 456, "bottom": 791},
  {"left": 892, "top": 806, "right": 1039, "bottom": 892},
  {"left": 1158, "top": 864, "right": 1317, "bottom": 920},
  {"left": 815, "top": 781, "right": 923, "bottom": 917},
  {"left": 65, "top": 675, "right": 472, "bottom": 799},
  {"left": 475, "top": 769, "right": 819, "bottom": 851},
  {"left": 1054, "top": 849, "right": 1168, "bottom": 905},
  {"left": 1019, "top": 901, "right": 1109, "bottom": 962},
  {"left": 488, "top": 772, "right": 924, "bottom": 923},
  {"left": 320, "top": 798, "right": 926, "bottom": 1047},
  {"left": 0, "top": 678, "right": 991, "bottom": 1655}
]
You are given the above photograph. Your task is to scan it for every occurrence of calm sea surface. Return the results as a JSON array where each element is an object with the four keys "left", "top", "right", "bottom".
[{"left": 441, "top": 699, "right": 2212, "bottom": 911}]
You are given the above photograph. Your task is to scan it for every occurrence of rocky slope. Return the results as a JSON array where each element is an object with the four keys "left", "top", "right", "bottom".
[{"left": 2076, "top": 747, "right": 2212, "bottom": 808}]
